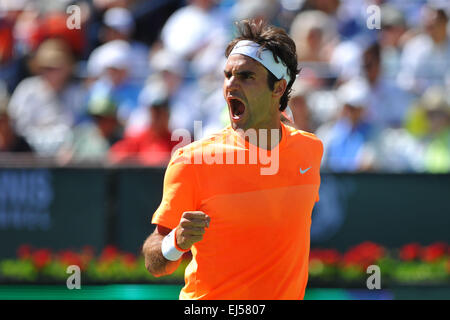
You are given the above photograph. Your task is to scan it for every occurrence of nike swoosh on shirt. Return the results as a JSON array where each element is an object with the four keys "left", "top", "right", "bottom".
[{"left": 299, "top": 167, "right": 311, "bottom": 174}]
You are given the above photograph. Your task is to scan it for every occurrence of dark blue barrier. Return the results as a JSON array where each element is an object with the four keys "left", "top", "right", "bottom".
[
  {"left": 0, "top": 167, "right": 448, "bottom": 258},
  {"left": 0, "top": 168, "right": 108, "bottom": 257}
]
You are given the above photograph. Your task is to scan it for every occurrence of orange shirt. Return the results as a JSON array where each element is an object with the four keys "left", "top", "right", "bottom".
[{"left": 151, "top": 122, "right": 323, "bottom": 300}]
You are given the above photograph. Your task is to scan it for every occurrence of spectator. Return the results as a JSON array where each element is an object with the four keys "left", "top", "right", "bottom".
[
  {"left": 370, "top": 85, "right": 450, "bottom": 173},
  {"left": 329, "top": 36, "right": 363, "bottom": 84},
  {"left": 317, "top": 78, "right": 374, "bottom": 172},
  {"left": 158, "top": 0, "right": 230, "bottom": 139},
  {"left": 290, "top": 10, "right": 339, "bottom": 89},
  {"left": 87, "top": 40, "right": 142, "bottom": 126},
  {"left": 160, "top": 0, "right": 228, "bottom": 61},
  {"left": 361, "top": 41, "right": 413, "bottom": 129},
  {"left": 231, "top": 0, "right": 280, "bottom": 25},
  {"left": 28, "top": 10, "right": 87, "bottom": 59},
  {"left": 303, "top": 0, "right": 364, "bottom": 40},
  {"left": 418, "top": 86, "right": 450, "bottom": 173},
  {"left": 0, "top": 83, "right": 32, "bottom": 153},
  {"left": 0, "top": 0, "right": 32, "bottom": 94},
  {"left": 397, "top": 6, "right": 450, "bottom": 95},
  {"left": 366, "top": 126, "right": 425, "bottom": 173},
  {"left": 288, "top": 79, "right": 314, "bottom": 132},
  {"left": 109, "top": 90, "right": 179, "bottom": 166},
  {"left": 99, "top": 6, "right": 150, "bottom": 84},
  {"left": 290, "top": 9, "right": 338, "bottom": 63},
  {"left": 62, "top": 94, "right": 123, "bottom": 162},
  {"left": 379, "top": 4, "right": 409, "bottom": 81},
  {"left": 128, "top": 47, "right": 207, "bottom": 135},
  {"left": 7, "top": 38, "right": 87, "bottom": 156},
  {"left": 2, "top": 0, "right": 449, "bottom": 174}
]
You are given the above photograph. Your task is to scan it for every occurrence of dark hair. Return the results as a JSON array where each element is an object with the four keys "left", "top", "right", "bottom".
[
  {"left": 225, "top": 19, "right": 299, "bottom": 112},
  {"left": 435, "top": 8, "right": 449, "bottom": 22},
  {"left": 363, "top": 42, "right": 381, "bottom": 62}
]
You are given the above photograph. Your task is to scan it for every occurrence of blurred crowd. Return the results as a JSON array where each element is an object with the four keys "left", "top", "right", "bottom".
[{"left": 0, "top": 0, "right": 449, "bottom": 172}]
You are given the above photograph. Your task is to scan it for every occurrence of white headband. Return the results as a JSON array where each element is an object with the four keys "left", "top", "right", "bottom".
[{"left": 229, "top": 40, "right": 291, "bottom": 83}]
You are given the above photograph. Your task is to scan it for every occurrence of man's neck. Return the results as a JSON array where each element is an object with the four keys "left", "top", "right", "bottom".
[{"left": 234, "top": 121, "right": 283, "bottom": 150}]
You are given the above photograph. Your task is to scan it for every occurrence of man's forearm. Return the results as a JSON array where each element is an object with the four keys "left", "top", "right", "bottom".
[{"left": 142, "top": 234, "right": 182, "bottom": 277}]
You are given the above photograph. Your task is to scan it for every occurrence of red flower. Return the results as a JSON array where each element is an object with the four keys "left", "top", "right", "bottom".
[
  {"left": 121, "top": 253, "right": 137, "bottom": 268},
  {"left": 399, "top": 243, "right": 422, "bottom": 261},
  {"left": 309, "top": 249, "right": 340, "bottom": 265},
  {"left": 58, "top": 250, "right": 84, "bottom": 269},
  {"left": 80, "top": 245, "right": 95, "bottom": 266},
  {"left": 342, "top": 242, "right": 385, "bottom": 268},
  {"left": 81, "top": 245, "right": 95, "bottom": 257},
  {"left": 32, "top": 249, "right": 52, "bottom": 269},
  {"left": 321, "top": 249, "right": 341, "bottom": 264},
  {"left": 99, "top": 245, "right": 119, "bottom": 263},
  {"left": 421, "top": 242, "right": 447, "bottom": 262},
  {"left": 17, "top": 244, "right": 33, "bottom": 260}
]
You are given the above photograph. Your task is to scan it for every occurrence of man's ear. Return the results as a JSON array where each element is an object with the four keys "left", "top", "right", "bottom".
[{"left": 272, "top": 79, "right": 287, "bottom": 98}]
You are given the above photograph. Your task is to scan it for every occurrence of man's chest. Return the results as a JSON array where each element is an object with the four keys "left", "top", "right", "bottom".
[{"left": 195, "top": 157, "right": 320, "bottom": 232}]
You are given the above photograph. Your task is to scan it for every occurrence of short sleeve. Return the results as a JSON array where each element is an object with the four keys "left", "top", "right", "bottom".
[{"left": 151, "top": 151, "right": 199, "bottom": 229}]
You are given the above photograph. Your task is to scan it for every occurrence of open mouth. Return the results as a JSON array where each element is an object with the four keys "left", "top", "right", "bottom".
[{"left": 228, "top": 98, "right": 246, "bottom": 120}]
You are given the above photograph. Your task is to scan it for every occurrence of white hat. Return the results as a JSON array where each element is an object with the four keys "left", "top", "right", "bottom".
[
  {"left": 87, "top": 40, "right": 131, "bottom": 76},
  {"left": 138, "top": 79, "right": 169, "bottom": 108},
  {"left": 336, "top": 78, "right": 370, "bottom": 108},
  {"left": 150, "top": 48, "right": 186, "bottom": 75},
  {"left": 103, "top": 7, "right": 135, "bottom": 36}
]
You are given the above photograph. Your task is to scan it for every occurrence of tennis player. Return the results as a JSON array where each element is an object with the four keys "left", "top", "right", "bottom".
[{"left": 142, "top": 19, "right": 323, "bottom": 300}]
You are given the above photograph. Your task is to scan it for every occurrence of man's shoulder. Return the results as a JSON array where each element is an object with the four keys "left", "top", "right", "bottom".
[
  {"left": 283, "top": 124, "right": 324, "bottom": 165},
  {"left": 284, "top": 123, "right": 323, "bottom": 146}
]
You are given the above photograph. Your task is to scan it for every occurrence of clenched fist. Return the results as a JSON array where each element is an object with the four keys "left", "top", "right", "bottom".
[{"left": 176, "top": 211, "right": 210, "bottom": 250}]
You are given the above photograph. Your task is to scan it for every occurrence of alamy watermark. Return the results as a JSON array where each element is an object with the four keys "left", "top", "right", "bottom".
[
  {"left": 66, "top": 5, "right": 81, "bottom": 30},
  {"left": 366, "top": 5, "right": 381, "bottom": 30},
  {"left": 171, "top": 121, "right": 280, "bottom": 175},
  {"left": 66, "top": 265, "right": 81, "bottom": 289},
  {"left": 366, "top": 265, "right": 381, "bottom": 290}
]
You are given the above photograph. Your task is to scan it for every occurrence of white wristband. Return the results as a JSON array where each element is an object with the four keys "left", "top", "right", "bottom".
[{"left": 161, "top": 228, "right": 186, "bottom": 261}]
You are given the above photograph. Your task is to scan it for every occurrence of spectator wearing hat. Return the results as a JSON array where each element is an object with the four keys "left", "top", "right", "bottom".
[
  {"left": 86, "top": 40, "right": 142, "bottom": 126},
  {"left": 7, "top": 38, "right": 87, "bottom": 155},
  {"left": 28, "top": 10, "right": 86, "bottom": 58},
  {"left": 61, "top": 94, "right": 123, "bottom": 162},
  {"left": 109, "top": 89, "right": 179, "bottom": 166},
  {"left": 317, "top": 78, "right": 374, "bottom": 172},
  {"left": 126, "top": 47, "right": 204, "bottom": 135},
  {"left": 99, "top": 6, "right": 150, "bottom": 84},
  {"left": 160, "top": 0, "right": 227, "bottom": 61}
]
